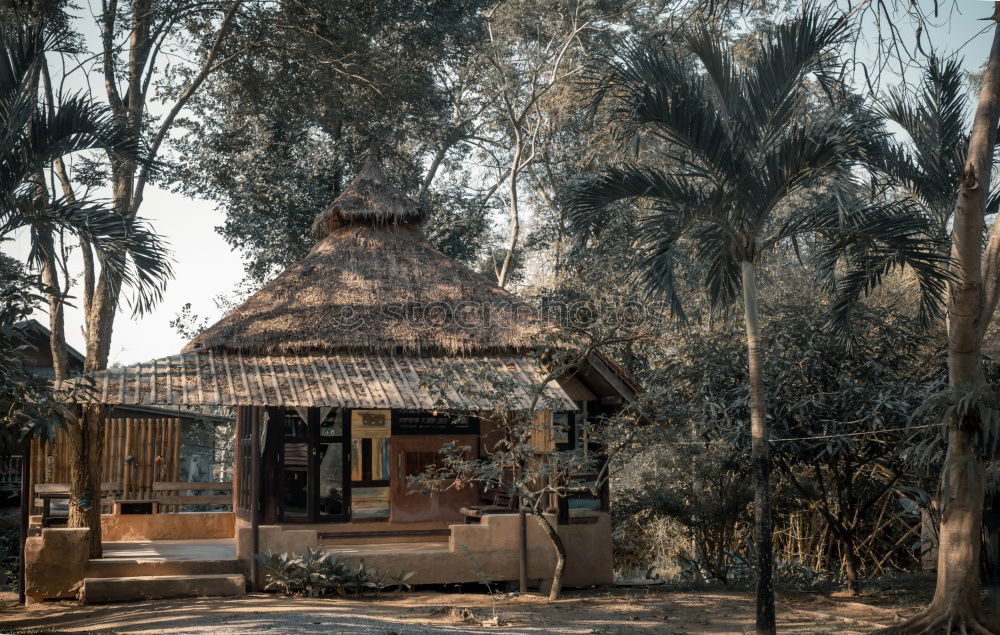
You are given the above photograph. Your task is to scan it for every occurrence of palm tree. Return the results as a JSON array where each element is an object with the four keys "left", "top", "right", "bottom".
[
  {"left": 1, "top": 19, "right": 173, "bottom": 559},
  {"left": 566, "top": 9, "right": 947, "bottom": 633},
  {"left": 880, "top": 55, "right": 978, "bottom": 237},
  {"left": 0, "top": 22, "right": 172, "bottom": 314}
]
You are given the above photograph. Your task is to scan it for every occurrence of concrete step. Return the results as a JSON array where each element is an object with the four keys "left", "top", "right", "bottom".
[
  {"left": 86, "top": 557, "right": 242, "bottom": 578},
  {"left": 79, "top": 573, "right": 245, "bottom": 604}
]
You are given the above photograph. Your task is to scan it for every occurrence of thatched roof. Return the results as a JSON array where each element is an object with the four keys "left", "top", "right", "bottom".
[
  {"left": 311, "top": 143, "right": 425, "bottom": 234},
  {"left": 185, "top": 144, "right": 553, "bottom": 356}
]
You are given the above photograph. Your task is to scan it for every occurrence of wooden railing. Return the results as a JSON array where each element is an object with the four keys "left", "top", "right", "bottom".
[
  {"left": 152, "top": 481, "right": 233, "bottom": 510},
  {"left": 33, "top": 481, "right": 233, "bottom": 525}
]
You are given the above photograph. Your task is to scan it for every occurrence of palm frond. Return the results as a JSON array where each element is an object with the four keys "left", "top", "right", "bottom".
[
  {"left": 585, "top": 40, "right": 737, "bottom": 181},
  {"left": 633, "top": 209, "right": 691, "bottom": 321},
  {"left": 692, "top": 222, "right": 741, "bottom": 311},
  {"left": 0, "top": 22, "right": 166, "bottom": 317},
  {"left": 1, "top": 195, "right": 174, "bottom": 316},
  {"left": 878, "top": 53, "right": 969, "bottom": 222},
  {"left": 564, "top": 165, "right": 713, "bottom": 238},
  {"left": 816, "top": 199, "right": 951, "bottom": 338},
  {"left": 741, "top": 5, "right": 852, "bottom": 141},
  {"left": 685, "top": 28, "right": 741, "bottom": 127}
]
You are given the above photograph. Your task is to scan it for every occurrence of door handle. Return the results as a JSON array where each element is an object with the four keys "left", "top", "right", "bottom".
[{"left": 398, "top": 453, "right": 403, "bottom": 480}]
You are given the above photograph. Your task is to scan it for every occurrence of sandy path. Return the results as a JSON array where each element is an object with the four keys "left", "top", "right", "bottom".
[{"left": 0, "top": 587, "right": 925, "bottom": 634}]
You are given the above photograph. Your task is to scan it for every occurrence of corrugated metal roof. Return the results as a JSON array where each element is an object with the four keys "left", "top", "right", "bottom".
[{"left": 57, "top": 352, "right": 576, "bottom": 411}]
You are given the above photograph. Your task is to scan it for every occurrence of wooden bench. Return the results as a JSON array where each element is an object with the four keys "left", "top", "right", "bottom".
[
  {"left": 34, "top": 482, "right": 233, "bottom": 523},
  {"left": 34, "top": 483, "right": 118, "bottom": 527},
  {"left": 460, "top": 491, "right": 517, "bottom": 524},
  {"left": 151, "top": 481, "right": 233, "bottom": 510}
]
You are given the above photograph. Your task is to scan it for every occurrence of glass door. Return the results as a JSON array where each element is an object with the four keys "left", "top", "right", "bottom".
[
  {"left": 279, "top": 410, "right": 310, "bottom": 521},
  {"left": 278, "top": 408, "right": 350, "bottom": 523},
  {"left": 317, "top": 408, "right": 349, "bottom": 521}
]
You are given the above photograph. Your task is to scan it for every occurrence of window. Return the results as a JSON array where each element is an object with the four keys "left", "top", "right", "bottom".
[{"left": 394, "top": 410, "right": 479, "bottom": 435}]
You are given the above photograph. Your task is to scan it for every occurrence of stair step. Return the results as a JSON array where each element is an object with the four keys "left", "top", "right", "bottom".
[
  {"left": 319, "top": 529, "right": 451, "bottom": 545},
  {"left": 79, "top": 573, "right": 245, "bottom": 604},
  {"left": 87, "top": 558, "right": 242, "bottom": 578}
]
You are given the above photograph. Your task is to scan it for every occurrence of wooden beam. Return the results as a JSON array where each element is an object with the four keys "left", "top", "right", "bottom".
[
  {"left": 151, "top": 481, "right": 233, "bottom": 491},
  {"left": 155, "top": 495, "right": 232, "bottom": 506},
  {"left": 18, "top": 439, "right": 29, "bottom": 604},
  {"left": 250, "top": 406, "right": 261, "bottom": 591},
  {"left": 585, "top": 353, "right": 637, "bottom": 405}
]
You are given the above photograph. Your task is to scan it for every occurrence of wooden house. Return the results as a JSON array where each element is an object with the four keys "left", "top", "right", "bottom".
[{"left": 25, "top": 145, "right": 637, "bottom": 603}]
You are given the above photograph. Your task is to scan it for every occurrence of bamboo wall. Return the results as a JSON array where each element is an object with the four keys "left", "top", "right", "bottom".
[{"left": 28, "top": 415, "right": 183, "bottom": 512}]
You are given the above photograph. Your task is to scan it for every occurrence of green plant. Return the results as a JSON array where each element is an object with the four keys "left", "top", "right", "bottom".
[
  {"left": 388, "top": 569, "right": 416, "bottom": 593},
  {"left": 254, "top": 547, "right": 415, "bottom": 597}
]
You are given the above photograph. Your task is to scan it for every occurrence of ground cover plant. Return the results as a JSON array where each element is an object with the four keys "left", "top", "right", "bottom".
[{"left": 255, "top": 548, "right": 415, "bottom": 597}]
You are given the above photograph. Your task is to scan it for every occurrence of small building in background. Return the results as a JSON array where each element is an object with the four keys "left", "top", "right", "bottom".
[{"left": 13, "top": 321, "right": 234, "bottom": 506}]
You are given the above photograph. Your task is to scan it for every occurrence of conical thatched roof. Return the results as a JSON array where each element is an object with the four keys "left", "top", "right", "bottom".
[
  {"left": 311, "top": 143, "right": 425, "bottom": 234},
  {"left": 185, "top": 145, "right": 553, "bottom": 356}
]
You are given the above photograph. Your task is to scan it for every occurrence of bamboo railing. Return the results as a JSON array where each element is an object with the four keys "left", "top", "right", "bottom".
[{"left": 28, "top": 415, "right": 183, "bottom": 513}]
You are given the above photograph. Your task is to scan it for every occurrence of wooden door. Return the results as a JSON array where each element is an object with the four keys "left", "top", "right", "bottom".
[
  {"left": 389, "top": 434, "right": 479, "bottom": 523},
  {"left": 274, "top": 407, "right": 350, "bottom": 523}
]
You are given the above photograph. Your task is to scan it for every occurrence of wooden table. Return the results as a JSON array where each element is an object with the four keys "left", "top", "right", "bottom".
[{"left": 37, "top": 492, "right": 69, "bottom": 528}]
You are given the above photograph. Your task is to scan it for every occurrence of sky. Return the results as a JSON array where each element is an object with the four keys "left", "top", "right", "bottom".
[{"left": 2, "top": 0, "right": 998, "bottom": 367}]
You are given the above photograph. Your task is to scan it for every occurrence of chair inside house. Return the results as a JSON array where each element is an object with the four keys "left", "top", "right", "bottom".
[{"left": 460, "top": 489, "right": 516, "bottom": 523}]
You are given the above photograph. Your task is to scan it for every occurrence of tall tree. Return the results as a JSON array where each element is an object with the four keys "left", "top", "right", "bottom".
[
  {"left": 48, "top": 0, "right": 247, "bottom": 557},
  {"left": 566, "top": 9, "right": 947, "bottom": 633},
  {"left": 0, "top": 18, "right": 170, "bottom": 334},
  {"left": 168, "top": 0, "right": 492, "bottom": 284},
  {"left": 893, "top": 6, "right": 1000, "bottom": 634}
]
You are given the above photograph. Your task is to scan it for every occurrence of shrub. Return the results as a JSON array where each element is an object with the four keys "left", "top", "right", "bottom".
[{"left": 255, "top": 547, "right": 415, "bottom": 596}]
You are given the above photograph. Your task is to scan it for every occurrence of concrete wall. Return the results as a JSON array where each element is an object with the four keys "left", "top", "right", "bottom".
[
  {"left": 102, "top": 512, "right": 234, "bottom": 541},
  {"left": 238, "top": 513, "right": 613, "bottom": 589},
  {"left": 30, "top": 512, "right": 235, "bottom": 541},
  {"left": 447, "top": 513, "right": 613, "bottom": 587},
  {"left": 24, "top": 528, "right": 90, "bottom": 602}
]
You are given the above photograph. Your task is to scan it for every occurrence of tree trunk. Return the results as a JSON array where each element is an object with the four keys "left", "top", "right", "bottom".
[
  {"left": 68, "top": 405, "right": 104, "bottom": 558},
  {"left": 893, "top": 12, "right": 1000, "bottom": 635},
  {"left": 531, "top": 510, "right": 566, "bottom": 601},
  {"left": 741, "top": 260, "right": 775, "bottom": 635},
  {"left": 496, "top": 139, "right": 522, "bottom": 288},
  {"left": 38, "top": 232, "right": 69, "bottom": 380},
  {"left": 844, "top": 538, "right": 860, "bottom": 597},
  {"left": 68, "top": 171, "right": 128, "bottom": 556}
]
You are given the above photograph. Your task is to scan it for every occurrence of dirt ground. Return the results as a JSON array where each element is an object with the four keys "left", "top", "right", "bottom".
[{"left": 0, "top": 585, "right": 930, "bottom": 634}]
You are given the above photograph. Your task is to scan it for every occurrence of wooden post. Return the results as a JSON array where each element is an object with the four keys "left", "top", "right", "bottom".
[
  {"left": 171, "top": 418, "right": 181, "bottom": 512},
  {"left": 19, "top": 438, "right": 30, "bottom": 604},
  {"left": 145, "top": 418, "right": 154, "bottom": 499},
  {"left": 251, "top": 407, "right": 261, "bottom": 591},
  {"left": 233, "top": 408, "right": 242, "bottom": 511},
  {"left": 519, "top": 504, "right": 528, "bottom": 593},
  {"left": 122, "top": 418, "right": 133, "bottom": 499}
]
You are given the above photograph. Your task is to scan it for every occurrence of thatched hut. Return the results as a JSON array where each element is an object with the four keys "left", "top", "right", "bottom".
[{"left": 30, "top": 145, "right": 637, "bottom": 602}]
